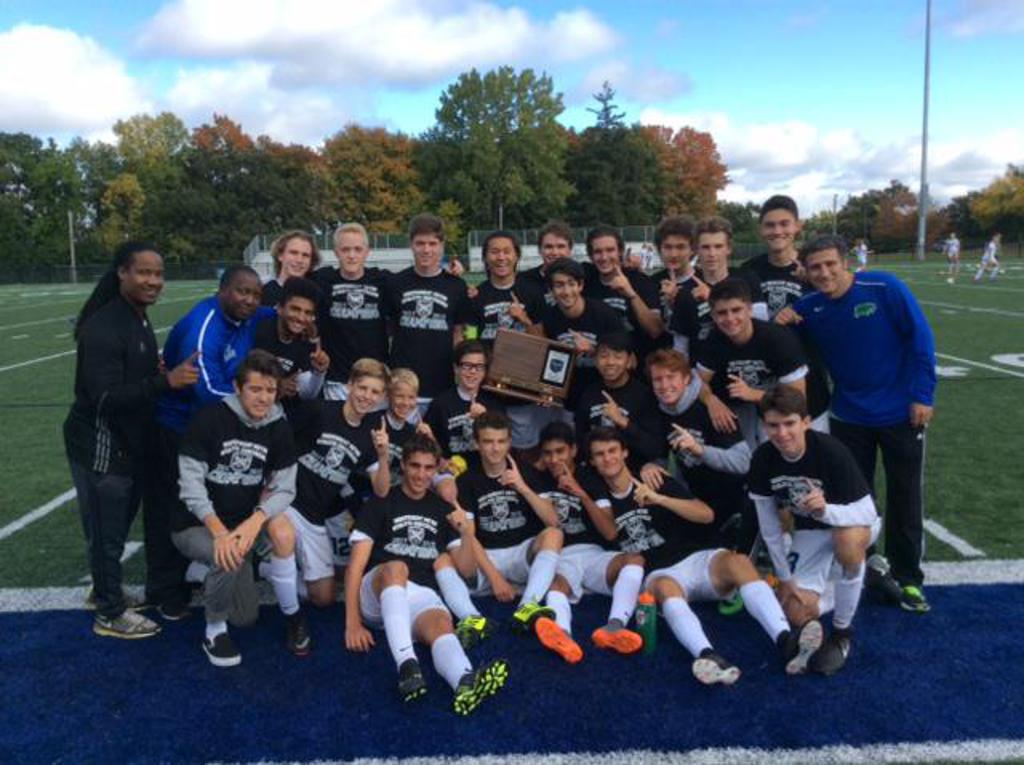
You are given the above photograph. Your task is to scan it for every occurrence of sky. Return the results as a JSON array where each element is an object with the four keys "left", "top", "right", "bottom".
[{"left": 1, "top": 0, "right": 1022, "bottom": 215}]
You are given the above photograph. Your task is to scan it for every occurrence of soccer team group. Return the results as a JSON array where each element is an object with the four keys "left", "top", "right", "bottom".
[{"left": 65, "top": 197, "right": 940, "bottom": 715}]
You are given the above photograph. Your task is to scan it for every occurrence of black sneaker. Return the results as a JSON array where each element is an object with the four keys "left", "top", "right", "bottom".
[
  {"left": 778, "top": 619, "right": 823, "bottom": 675},
  {"left": 285, "top": 610, "right": 312, "bottom": 656},
  {"left": 157, "top": 602, "right": 191, "bottom": 622},
  {"left": 809, "top": 628, "right": 852, "bottom": 676},
  {"left": 203, "top": 632, "right": 241, "bottom": 668},
  {"left": 397, "top": 659, "right": 427, "bottom": 703},
  {"left": 453, "top": 658, "right": 510, "bottom": 715},
  {"left": 692, "top": 649, "right": 741, "bottom": 686},
  {"left": 865, "top": 554, "right": 903, "bottom": 606}
]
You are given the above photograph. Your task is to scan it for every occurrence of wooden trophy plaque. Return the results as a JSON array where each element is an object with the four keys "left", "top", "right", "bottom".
[{"left": 482, "top": 329, "right": 576, "bottom": 406}]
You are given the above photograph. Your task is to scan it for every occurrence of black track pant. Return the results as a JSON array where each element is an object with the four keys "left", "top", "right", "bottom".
[{"left": 141, "top": 426, "right": 190, "bottom": 609}]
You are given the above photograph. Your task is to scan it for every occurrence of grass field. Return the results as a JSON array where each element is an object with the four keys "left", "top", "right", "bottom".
[{"left": 1, "top": 259, "right": 1023, "bottom": 588}]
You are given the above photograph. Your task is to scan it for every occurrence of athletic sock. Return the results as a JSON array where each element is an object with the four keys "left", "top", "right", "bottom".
[
  {"left": 380, "top": 585, "right": 417, "bottom": 668},
  {"left": 431, "top": 633, "right": 473, "bottom": 691},
  {"left": 833, "top": 561, "right": 866, "bottom": 630},
  {"left": 520, "top": 549, "right": 559, "bottom": 605},
  {"left": 739, "top": 580, "right": 790, "bottom": 642},
  {"left": 608, "top": 564, "right": 644, "bottom": 625},
  {"left": 545, "top": 590, "right": 572, "bottom": 634},
  {"left": 205, "top": 619, "right": 227, "bottom": 642},
  {"left": 435, "top": 565, "right": 480, "bottom": 621},
  {"left": 662, "top": 596, "right": 712, "bottom": 658},
  {"left": 268, "top": 554, "right": 299, "bottom": 616}
]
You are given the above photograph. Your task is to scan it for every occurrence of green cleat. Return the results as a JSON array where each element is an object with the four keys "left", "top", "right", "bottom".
[
  {"left": 455, "top": 614, "right": 494, "bottom": 650},
  {"left": 899, "top": 585, "right": 931, "bottom": 613},
  {"left": 717, "top": 591, "right": 744, "bottom": 616},
  {"left": 453, "top": 658, "right": 510, "bottom": 715},
  {"left": 511, "top": 600, "right": 556, "bottom": 633}
]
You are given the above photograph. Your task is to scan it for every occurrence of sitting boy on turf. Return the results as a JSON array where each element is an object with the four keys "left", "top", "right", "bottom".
[
  {"left": 344, "top": 434, "right": 509, "bottom": 714},
  {"left": 535, "top": 421, "right": 647, "bottom": 657},
  {"left": 749, "top": 388, "right": 880, "bottom": 675},
  {"left": 585, "top": 426, "right": 822, "bottom": 685},
  {"left": 173, "top": 350, "right": 307, "bottom": 666}
]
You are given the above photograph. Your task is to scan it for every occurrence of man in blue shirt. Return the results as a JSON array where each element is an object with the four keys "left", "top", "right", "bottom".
[{"left": 778, "top": 236, "right": 936, "bottom": 613}]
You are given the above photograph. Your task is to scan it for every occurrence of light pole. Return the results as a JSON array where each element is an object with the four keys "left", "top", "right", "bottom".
[{"left": 916, "top": 0, "right": 932, "bottom": 261}]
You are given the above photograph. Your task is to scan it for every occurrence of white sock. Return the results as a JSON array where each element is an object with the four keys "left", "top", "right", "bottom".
[
  {"left": 435, "top": 566, "right": 480, "bottom": 620},
  {"left": 257, "top": 560, "right": 272, "bottom": 580},
  {"left": 521, "top": 550, "right": 559, "bottom": 605},
  {"left": 380, "top": 585, "right": 417, "bottom": 668},
  {"left": 430, "top": 633, "right": 473, "bottom": 691},
  {"left": 739, "top": 580, "right": 790, "bottom": 642},
  {"left": 268, "top": 554, "right": 299, "bottom": 616},
  {"left": 662, "top": 597, "right": 712, "bottom": 658},
  {"left": 205, "top": 619, "right": 227, "bottom": 641},
  {"left": 833, "top": 561, "right": 866, "bottom": 630},
  {"left": 609, "top": 564, "right": 644, "bottom": 625},
  {"left": 545, "top": 590, "right": 572, "bottom": 634}
]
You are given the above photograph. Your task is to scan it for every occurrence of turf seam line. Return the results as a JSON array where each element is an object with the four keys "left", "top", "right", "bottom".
[
  {"left": 923, "top": 519, "right": 985, "bottom": 558},
  {"left": 0, "top": 488, "right": 76, "bottom": 541}
]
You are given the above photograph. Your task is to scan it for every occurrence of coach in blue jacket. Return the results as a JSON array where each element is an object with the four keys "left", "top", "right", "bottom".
[
  {"left": 146, "top": 265, "right": 274, "bottom": 618},
  {"left": 779, "top": 235, "right": 936, "bottom": 613}
]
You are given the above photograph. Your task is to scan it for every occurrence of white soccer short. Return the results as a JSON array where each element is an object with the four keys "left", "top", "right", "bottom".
[
  {"left": 556, "top": 543, "right": 620, "bottom": 601},
  {"left": 285, "top": 507, "right": 335, "bottom": 583},
  {"left": 324, "top": 510, "right": 354, "bottom": 567},
  {"left": 644, "top": 548, "right": 732, "bottom": 602},
  {"left": 474, "top": 537, "right": 536, "bottom": 594},
  {"left": 789, "top": 516, "right": 882, "bottom": 594},
  {"left": 358, "top": 564, "right": 448, "bottom": 627}
]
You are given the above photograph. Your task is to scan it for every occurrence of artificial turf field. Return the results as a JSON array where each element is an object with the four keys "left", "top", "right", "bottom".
[{"left": 1, "top": 256, "right": 1022, "bottom": 764}]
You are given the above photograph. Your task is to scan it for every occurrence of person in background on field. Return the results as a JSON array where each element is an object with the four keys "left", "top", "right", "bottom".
[
  {"left": 943, "top": 233, "right": 961, "bottom": 282},
  {"left": 261, "top": 230, "right": 320, "bottom": 307},
  {"left": 853, "top": 239, "right": 870, "bottom": 272},
  {"left": 64, "top": 241, "right": 200, "bottom": 639},
  {"left": 974, "top": 233, "right": 1002, "bottom": 283}
]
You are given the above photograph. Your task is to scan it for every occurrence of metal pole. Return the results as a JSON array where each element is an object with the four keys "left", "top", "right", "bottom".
[
  {"left": 916, "top": 0, "right": 932, "bottom": 261},
  {"left": 67, "top": 209, "right": 77, "bottom": 284}
]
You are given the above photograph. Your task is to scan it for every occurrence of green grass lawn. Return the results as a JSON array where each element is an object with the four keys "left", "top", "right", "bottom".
[{"left": 1, "top": 259, "right": 1022, "bottom": 588}]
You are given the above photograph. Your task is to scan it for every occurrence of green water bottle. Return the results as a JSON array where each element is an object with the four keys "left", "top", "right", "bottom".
[{"left": 635, "top": 592, "right": 657, "bottom": 654}]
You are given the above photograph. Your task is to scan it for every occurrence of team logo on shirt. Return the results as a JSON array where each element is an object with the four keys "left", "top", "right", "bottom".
[
  {"left": 616, "top": 507, "right": 666, "bottom": 554},
  {"left": 347, "top": 290, "right": 365, "bottom": 309},
  {"left": 400, "top": 290, "right": 450, "bottom": 331},
  {"left": 726, "top": 359, "right": 771, "bottom": 388},
  {"left": 209, "top": 439, "right": 268, "bottom": 486},
  {"left": 300, "top": 433, "right": 362, "bottom": 488},
  {"left": 331, "top": 284, "right": 380, "bottom": 320},
  {"left": 854, "top": 302, "right": 877, "bottom": 319},
  {"left": 769, "top": 475, "right": 824, "bottom": 518},
  {"left": 546, "top": 492, "right": 585, "bottom": 535},
  {"left": 416, "top": 296, "right": 434, "bottom": 318},
  {"left": 477, "top": 489, "right": 525, "bottom": 533},
  {"left": 229, "top": 449, "right": 253, "bottom": 473},
  {"left": 385, "top": 515, "right": 439, "bottom": 560}
]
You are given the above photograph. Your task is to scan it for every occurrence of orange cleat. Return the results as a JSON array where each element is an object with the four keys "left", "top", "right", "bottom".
[
  {"left": 591, "top": 625, "right": 643, "bottom": 655},
  {"left": 534, "top": 617, "right": 583, "bottom": 664}
]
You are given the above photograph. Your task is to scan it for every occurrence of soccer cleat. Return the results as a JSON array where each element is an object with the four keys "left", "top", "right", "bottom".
[
  {"left": 899, "top": 585, "right": 931, "bottom": 614},
  {"left": 511, "top": 600, "right": 556, "bottom": 633},
  {"left": 692, "top": 649, "right": 741, "bottom": 686},
  {"left": 591, "top": 624, "right": 643, "bottom": 655},
  {"left": 285, "top": 610, "right": 312, "bottom": 656},
  {"left": 202, "top": 632, "right": 241, "bottom": 667},
  {"left": 779, "top": 619, "right": 824, "bottom": 675},
  {"left": 93, "top": 610, "right": 161, "bottom": 640},
  {"left": 455, "top": 614, "right": 494, "bottom": 650},
  {"left": 809, "top": 628, "right": 852, "bottom": 676},
  {"left": 534, "top": 617, "right": 583, "bottom": 664},
  {"left": 157, "top": 602, "right": 192, "bottom": 622},
  {"left": 865, "top": 554, "right": 903, "bottom": 606},
  {"left": 397, "top": 659, "right": 427, "bottom": 703},
  {"left": 717, "top": 591, "right": 744, "bottom": 617},
  {"left": 453, "top": 658, "right": 510, "bottom": 715}
]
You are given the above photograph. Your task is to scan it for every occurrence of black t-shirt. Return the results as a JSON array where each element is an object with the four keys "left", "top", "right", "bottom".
[
  {"left": 670, "top": 270, "right": 765, "bottom": 359},
  {"left": 540, "top": 299, "right": 625, "bottom": 407},
  {"left": 424, "top": 387, "right": 506, "bottom": 457},
  {"left": 519, "top": 265, "right": 556, "bottom": 308},
  {"left": 697, "top": 319, "right": 807, "bottom": 407},
  {"left": 748, "top": 430, "right": 871, "bottom": 531},
  {"left": 592, "top": 476, "right": 713, "bottom": 571},
  {"left": 291, "top": 401, "right": 381, "bottom": 524},
  {"left": 175, "top": 401, "right": 296, "bottom": 531},
  {"left": 656, "top": 402, "right": 747, "bottom": 521},
  {"left": 252, "top": 318, "right": 316, "bottom": 418},
  {"left": 260, "top": 279, "right": 285, "bottom": 307},
  {"left": 386, "top": 268, "right": 474, "bottom": 397},
  {"left": 740, "top": 253, "right": 809, "bottom": 320},
  {"left": 312, "top": 267, "right": 390, "bottom": 383},
  {"left": 574, "top": 376, "right": 665, "bottom": 466},
  {"left": 533, "top": 469, "right": 606, "bottom": 548},
  {"left": 354, "top": 487, "right": 459, "bottom": 587},
  {"left": 583, "top": 264, "right": 661, "bottom": 357},
  {"left": 456, "top": 464, "right": 545, "bottom": 549},
  {"left": 471, "top": 277, "right": 547, "bottom": 347}
]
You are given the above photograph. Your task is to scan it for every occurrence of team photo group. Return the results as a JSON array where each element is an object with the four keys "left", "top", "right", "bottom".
[{"left": 65, "top": 196, "right": 937, "bottom": 715}]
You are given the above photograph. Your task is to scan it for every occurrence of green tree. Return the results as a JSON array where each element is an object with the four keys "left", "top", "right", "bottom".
[
  {"left": 715, "top": 200, "right": 761, "bottom": 242},
  {"left": 586, "top": 81, "right": 626, "bottom": 129},
  {"left": 98, "top": 173, "right": 146, "bottom": 251},
  {"left": 416, "top": 67, "right": 571, "bottom": 229},
  {"left": 971, "top": 165, "right": 1024, "bottom": 238}
]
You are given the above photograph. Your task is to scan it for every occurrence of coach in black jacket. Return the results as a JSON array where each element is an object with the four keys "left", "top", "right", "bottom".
[{"left": 64, "top": 242, "right": 199, "bottom": 639}]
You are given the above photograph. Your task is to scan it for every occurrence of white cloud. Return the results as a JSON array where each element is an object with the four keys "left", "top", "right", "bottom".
[
  {"left": 574, "top": 60, "right": 692, "bottom": 107},
  {"left": 0, "top": 24, "right": 151, "bottom": 136},
  {"left": 943, "top": 0, "right": 1024, "bottom": 37},
  {"left": 641, "top": 108, "right": 1024, "bottom": 213},
  {"left": 139, "top": 0, "right": 618, "bottom": 88}
]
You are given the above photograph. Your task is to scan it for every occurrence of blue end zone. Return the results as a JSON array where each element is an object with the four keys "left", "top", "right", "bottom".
[{"left": 3, "top": 584, "right": 1022, "bottom": 763}]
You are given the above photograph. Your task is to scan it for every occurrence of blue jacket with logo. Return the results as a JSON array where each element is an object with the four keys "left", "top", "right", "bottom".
[
  {"left": 793, "top": 272, "right": 935, "bottom": 427},
  {"left": 156, "top": 296, "right": 275, "bottom": 434}
]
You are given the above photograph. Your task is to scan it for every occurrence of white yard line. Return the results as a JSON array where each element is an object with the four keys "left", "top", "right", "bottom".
[
  {"left": 11, "top": 334, "right": 28, "bottom": 340},
  {"left": 904, "top": 277, "right": 1024, "bottom": 294},
  {"left": 924, "top": 520, "right": 986, "bottom": 558},
  {"left": 77, "top": 541, "right": 143, "bottom": 582},
  {"left": 0, "top": 326, "right": 169, "bottom": 373},
  {"left": 920, "top": 299, "right": 1024, "bottom": 319},
  {"left": 0, "top": 294, "right": 203, "bottom": 332},
  {"left": 0, "top": 488, "right": 77, "bottom": 541},
  {"left": 935, "top": 352, "right": 1024, "bottom": 380}
]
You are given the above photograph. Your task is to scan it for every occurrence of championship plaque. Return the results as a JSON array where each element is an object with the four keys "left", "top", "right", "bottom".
[{"left": 483, "top": 329, "right": 576, "bottom": 405}]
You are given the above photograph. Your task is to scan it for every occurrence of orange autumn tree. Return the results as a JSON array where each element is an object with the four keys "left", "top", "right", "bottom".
[{"left": 642, "top": 125, "right": 728, "bottom": 217}]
